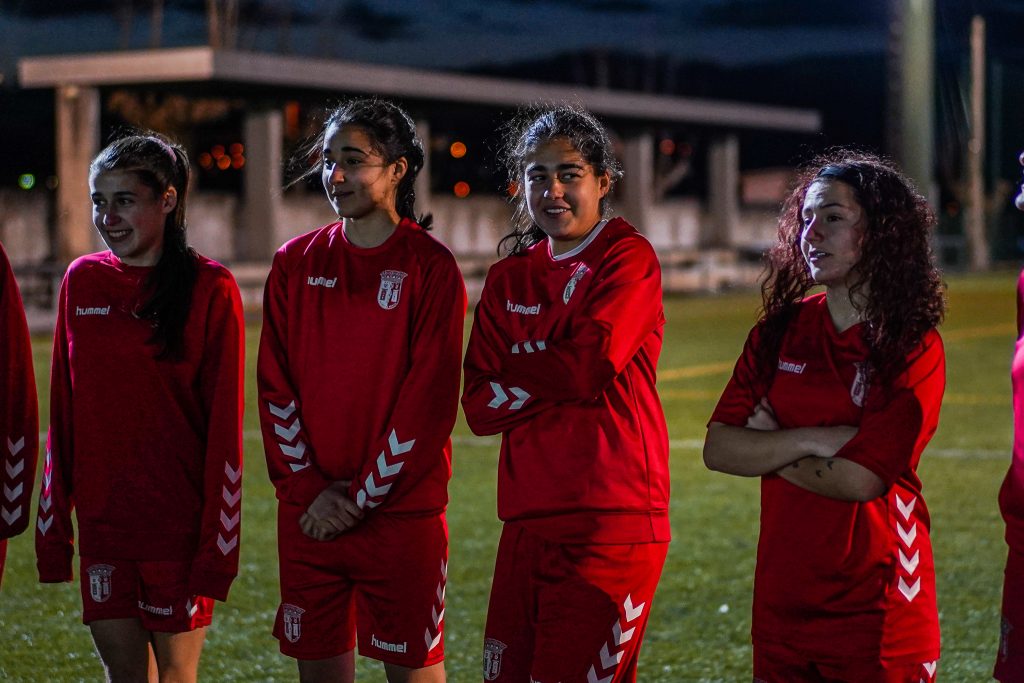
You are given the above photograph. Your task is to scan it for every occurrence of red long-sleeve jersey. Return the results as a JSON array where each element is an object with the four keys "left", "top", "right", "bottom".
[
  {"left": 35, "top": 252, "right": 244, "bottom": 601},
  {"left": 462, "top": 218, "right": 670, "bottom": 545},
  {"left": 257, "top": 219, "right": 466, "bottom": 519},
  {"left": 711, "top": 293, "right": 943, "bottom": 664},
  {"left": 0, "top": 241, "right": 39, "bottom": 587},
  {"left": 1000, "top": 270, "right": 1024, "bottom": 550}
]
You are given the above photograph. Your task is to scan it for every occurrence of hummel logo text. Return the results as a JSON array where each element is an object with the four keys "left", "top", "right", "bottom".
[
  {"left": 307, "top": 276, "right": 337, "bottom": 288},
  {"left": 506, "top": 300, "right": 541, "bottom": 315},
  {"left": 76, "top": 306, "right": 111, "bottom": 316},
  {"left": 371, "top": 634, "right": 408, "bottom": 653},
  {"left": 777, "top": 359, "right": 806, "bottom": 374}
]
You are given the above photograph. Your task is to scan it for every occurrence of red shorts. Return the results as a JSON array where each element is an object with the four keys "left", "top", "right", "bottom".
[
  {"left": 482, "top": 522, "right": 667, "bottom": 683},
  {"left": 753, "top": 640, "right": 938, "bottom": 683},
  {"left": 997, "top": 545, "right": 1024, "bottom": 682},
  {"left": 274, "top": 511, "right": 448, "bottom": 668},
  {"left": 78, "top": 557, "right": 213, "bottom": 633}
]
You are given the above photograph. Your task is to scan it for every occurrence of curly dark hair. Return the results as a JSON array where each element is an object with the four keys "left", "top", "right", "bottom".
[
  {"left": 758, "top": 150, "right": 946, "bottom": 389},
  {"left": 497, "top": 105, "right": 623, "bottom": 256}
]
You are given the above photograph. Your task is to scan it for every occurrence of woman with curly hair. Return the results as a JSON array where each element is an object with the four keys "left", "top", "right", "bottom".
[{"left": 703, "top": 151, "right": 945, "bottom": 682}]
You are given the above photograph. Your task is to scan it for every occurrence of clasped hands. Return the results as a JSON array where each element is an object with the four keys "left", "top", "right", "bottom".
[{"left": 300, "top": 480, "right": 363, "bottom": 541}]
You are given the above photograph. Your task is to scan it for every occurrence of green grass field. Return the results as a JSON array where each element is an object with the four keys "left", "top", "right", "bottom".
[{"left": 0, "top": 271, "right": 1018, "bottom": 681}]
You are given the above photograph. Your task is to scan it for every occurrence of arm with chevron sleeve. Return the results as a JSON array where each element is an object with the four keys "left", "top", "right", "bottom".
[
  {"left": 501, "top": 235, "right": 663, "bottom": 402},
  {"left": 0, "top": 243, "right": 38, "bottom": 550},
  {"left": 462, "top": 268, "right": 553, "bottom": 436},
  {"left": 36, "top": 275, "right": 75, "bottom": 583},
  {"left": 187, "top": 271, "right": 245, "bottom": 602},
  {"left": 348, "top": 252, "right": 467, "bottom": 513},
  {"left": 257, "top": 250, "right": 333, "bottom": 509}
]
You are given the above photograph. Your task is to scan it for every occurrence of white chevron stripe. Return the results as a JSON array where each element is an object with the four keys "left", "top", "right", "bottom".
[
  {"left": 220, "top": 509, "right": 240, "bottom": 531},
  {"left": 363, "top": 473, "right": 392, "bottom": 497},
  {"left": 356, "top": 489, "right": 367, "bottom": 509},
  {"left": 509, "top": 386, "right": 530, "bottom": 410},
  {"left": 268, "top": 400, "right": 296, "bottom": 419},
  {"left": 1, "top": 506, "right": 22, "bottom": 525},
  {"left": 388, "top": 429, "right": 415, "bottom": 456},
  {"left": 437, "top": 583, "right": 445, "bottom": 603},
  {"left": 424, "top": 627, "right": 442, "bottom": 651},
  {"left": 587, "top": 667, "right": 613, "bottom": 683},
  {"left": 274, "top": 419, "right": 301, "bottom": 442},
  {"left": 224, "top": 462, "right": 241, "bottom": 484},
  {"left": 432, "top": 604, "right": 444, "bottom": 627},
  {"left": 5, "top": 458, "right": 24, "bottom": 478},
  {"left": 611, "top": 620, "right": 636, "bottom": 646},
  {"left": 896, "top": 494, "right": 917, "bottom": 520},
  {"left": 39, "top": 495, "right": 52, "bottom": 512},
  {"left": 288, "top": 462, "right": 308, "bottom": 472},
  {"left": 536, "top": 340, "right": 547, "bottom": 350},
  {"left": 524, "top": 340, "right": 535, "bottom": 353},
  {"left": 511, "top": 342, "right": 521, "bottom": 354},
  {"left": 623, "top": 594, "right": 645, "bottom": 621},
  {"left": 599, "top": 642, "right": 623, "bottom": 668},
  {"left": 898, "top": 576, "right": 921, "bottom": 601},
  {"left": 222, "top": 486, "right": 241, "bottom": 507},
  {"left": 924, "top": 661, "right": 937, "bottom": 676},
  {"left": 37, "top": 516, "right": 52, "bottom": 534},
  {"left": 899, "top": 548, "right": 920, "bottom": 574},
  {"left": 7, "top": 436, "right": 24, "bottom": 456},
  {"left": 488, "top": 382, "right": 509, "bottom": 408},
  {"left": 280, "top": 441, "right": 306, "bottom": 460},
  {"left": 217, "top": 534, "right": 238, "bottom": 555},
  {"left": 376, "top": 451, "right": 403, "bottom": 478},
  {"left": 897, "top": 521, "right": 918, "bottom": 547},
  {"left": 440, "top": 559, "right": 448, "bottom": 578},
  {"left": 4, "top": 482, "right": 23, "bottom": 502},
  {"left": 187, "top": 599, "right": 198, "bottom": 617}
]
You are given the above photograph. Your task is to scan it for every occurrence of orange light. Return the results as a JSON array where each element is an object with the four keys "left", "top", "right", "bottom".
[
  {"left": 199, "top": 152, "right": 213, "bottom": 169},
  {"left": 507, "top": 182, "right": 519, "bottom": 197},
  {"left": 659, "top": 139, "right": 675, "bottom": 156},
  {"left": 231, "top": 155, "right": 245, "bottom": 169},
  {"left": 449, "top": 141, "right": 467, "bottom": 159},
  {"left": 230, "top": 143, "right": 244, "bottom": 156},
  {"left": 212, "top": 144, "right": 226, "bottom": 159},
  {"left": 216, "top": 156, "right": 231, "bottom": 170},
  {"left": 454, "top": 181, "right": 470, "bottom": 198}
]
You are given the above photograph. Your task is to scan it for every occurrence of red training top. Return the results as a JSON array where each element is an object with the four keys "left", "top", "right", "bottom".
[
  {"left": 0, "top": 241, "right": 39, "bottom": 587},
  {"left": 36, "top": 252, "right": 245, "bottom": 602},
  {"left": 1000, "top": 270, "right": 1024, "bottom": 550},
  {"left": 258, "top": 219, "right": 466, "bottom": 522},
  {"left": 711, "top": 292, "right": 943, "bottom": 665},
  {"left": 462, "top": 218, "right": 670, "bottom": 545}
]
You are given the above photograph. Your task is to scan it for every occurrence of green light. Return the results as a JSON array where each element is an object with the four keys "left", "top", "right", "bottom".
[{"left": 18, "top": 174, "right": 35, "bottom": 190}]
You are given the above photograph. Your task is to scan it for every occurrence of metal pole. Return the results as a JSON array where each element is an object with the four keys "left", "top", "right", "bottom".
[{"left": 966, "top": 15, "right": 989, "bottom": 270}]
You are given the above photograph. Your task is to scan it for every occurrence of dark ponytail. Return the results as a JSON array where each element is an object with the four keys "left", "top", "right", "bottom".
[
  {"left": 288, "top": 98, "right": 432, "bottom": 229},
  {"left": 91, "top": 132, "right": 198, "bottom": 359}
]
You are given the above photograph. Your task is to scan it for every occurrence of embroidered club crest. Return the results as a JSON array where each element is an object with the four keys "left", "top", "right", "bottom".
[
  {"left": 282, "top": 603, "right": 305, "bottom": 643},
  {"left": 562, "top": 262, "right": 590, "bottom": 304},
  {"left": 86, "top": 564, "right": 115, "bottom": 603},
  {"left": 377, "top": 270, "right": 408, "bottom": 310},
  {"left": 483, "top": 638, "right": 507, "bottom": 681},
  {"left": 850, "top": 361, "right": 869, "bottom": 407}
]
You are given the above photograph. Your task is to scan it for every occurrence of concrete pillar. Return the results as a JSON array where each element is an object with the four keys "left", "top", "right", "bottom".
[
  {"left": 705, "top": 134, "right": 740, "bottom": 249},
  {"left": 620, "top": 132, "right": 653, "bottom": 235},
  {"left": 239, "top": 107, "right": 283, "bottom": 261},
  {"left": 415, "top": 119, "right": 431, "bottom": 221},
  {"left": 55, "top": 85, "right": 101, "bottom": 265}
]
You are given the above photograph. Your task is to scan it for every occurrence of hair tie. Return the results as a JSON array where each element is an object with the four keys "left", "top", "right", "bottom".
[{"left": 816, "top": 165, "right": 863, "bottom": 192}]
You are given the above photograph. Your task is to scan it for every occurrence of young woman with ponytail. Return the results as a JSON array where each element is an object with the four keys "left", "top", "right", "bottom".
[
  {"left": 258, "top": 99, "right": 465, "bottom": 683},
  {"left": 35, "top": 133, "right": 245, "bottom": 682}
]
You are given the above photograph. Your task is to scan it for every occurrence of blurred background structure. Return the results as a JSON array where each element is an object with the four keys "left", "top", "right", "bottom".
[{"left": 2, "top": 0, "right": 1024, "bottom": 314}]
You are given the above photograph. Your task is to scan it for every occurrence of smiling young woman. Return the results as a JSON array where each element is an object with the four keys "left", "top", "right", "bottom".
[{"left": 462, "top": 106, "right": 670, "bottom": 683}]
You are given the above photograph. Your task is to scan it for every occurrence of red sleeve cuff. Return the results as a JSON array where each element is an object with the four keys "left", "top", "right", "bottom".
[{"left": 37, "top": 550, "right": 74, "bottom": 584}]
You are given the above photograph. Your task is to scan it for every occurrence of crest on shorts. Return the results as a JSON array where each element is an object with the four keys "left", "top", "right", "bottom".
[
  {"left": 282, "top": 603, "right": 305, "bottom": 643},
  {"left": 483, "top": 638, "right": 507, "bottom": 681},
  {"left": 86, "top": 564, "right": 115, "bottom": 603},
  {"left": 562, "top": 262, "right": 590, "bottom": 305},
  {"left": 377, "top": 270, "right": 408, "bottom": 310},
  {"left": 850, "top": 361, "right": 869, "bottom": 407}
]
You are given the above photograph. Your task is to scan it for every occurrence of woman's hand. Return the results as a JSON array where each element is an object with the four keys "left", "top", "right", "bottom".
[
  {"left": 745, "top": 398, "right": 779, "bottom": 431},
  {"left": 300, "top": 480, "right": 362, "bottom": 541}
]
